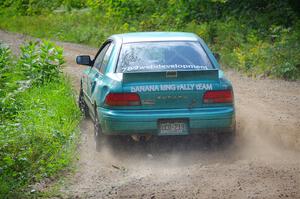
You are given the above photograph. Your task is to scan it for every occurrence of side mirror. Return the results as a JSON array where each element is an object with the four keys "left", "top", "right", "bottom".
[
  {"left": 213, "top": 53, "right": 220, "bottom": 61},
  {"left": 76, "top": 55, "right": 93, "bottom": 66}
]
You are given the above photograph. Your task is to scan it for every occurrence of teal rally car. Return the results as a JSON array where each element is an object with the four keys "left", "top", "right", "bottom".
[{"left": 76, "top": 32, "right": 235, "bottom": 147}]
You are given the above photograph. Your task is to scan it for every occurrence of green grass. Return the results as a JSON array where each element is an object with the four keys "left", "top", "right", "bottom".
[
  {"left": 0, "top": 41, "right": 81, "bottom": 197},
  {"left": 0, "top": 79, "right": 81, "bottom": 198},
  {"left": 0, "top": 12, "right": 113, "bottom": 47}
]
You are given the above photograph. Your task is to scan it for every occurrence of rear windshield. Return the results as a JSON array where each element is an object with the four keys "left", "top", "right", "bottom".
[{"left": 117, "top": 41, "right": 214, "bottom": 73}]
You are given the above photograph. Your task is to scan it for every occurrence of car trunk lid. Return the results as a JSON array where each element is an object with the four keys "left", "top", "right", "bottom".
[{"left": 119, "top": 70, "right": 222, "bottom": 109}]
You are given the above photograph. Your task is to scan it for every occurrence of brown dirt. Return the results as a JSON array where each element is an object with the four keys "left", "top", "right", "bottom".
[{"left": 1, "top": 30, "right": 300, "bottom": 199}]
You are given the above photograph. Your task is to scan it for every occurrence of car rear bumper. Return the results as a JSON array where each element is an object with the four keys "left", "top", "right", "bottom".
[{"left": 97, "top": 106, "right": 235, "bottom": 135}]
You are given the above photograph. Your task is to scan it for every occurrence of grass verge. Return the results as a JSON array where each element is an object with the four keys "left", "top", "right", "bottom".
[{"left": 0, "top": 41, "right": 81, "bottom": 197}]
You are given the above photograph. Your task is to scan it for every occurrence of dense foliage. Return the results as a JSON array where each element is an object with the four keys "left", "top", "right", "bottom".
[
  {"left": 0, "top": 41, "right": 81, "bottom": 197},
  {"left": 0, "top": 0, "right": 299, "bottom": 79}
]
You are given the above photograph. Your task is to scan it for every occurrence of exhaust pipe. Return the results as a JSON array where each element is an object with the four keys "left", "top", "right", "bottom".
[
  {"left": 131, "top": 135, "right": 152, "bottom": 142},
  {"left": 131, "top": 135, "right": 140, "bottom": 142}
]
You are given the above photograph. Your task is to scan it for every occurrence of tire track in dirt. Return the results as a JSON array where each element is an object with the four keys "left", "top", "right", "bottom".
[{"left": 1, "top": 30, "right": 299, "bottom": 199}]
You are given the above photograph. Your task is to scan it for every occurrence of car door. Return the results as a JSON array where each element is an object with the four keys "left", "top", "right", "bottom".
[{"left": 86, "top": 41, "right": 114, "bottom": 108}]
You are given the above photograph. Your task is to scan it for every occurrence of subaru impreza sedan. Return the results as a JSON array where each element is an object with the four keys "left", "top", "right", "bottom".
[{"left": 76, "top": 32, "right": 235, "bottom": 147}]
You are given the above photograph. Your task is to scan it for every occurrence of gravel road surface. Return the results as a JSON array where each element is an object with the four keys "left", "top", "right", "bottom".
[{"left": 1, "top": 30, "right": 299, "bottom": 199}]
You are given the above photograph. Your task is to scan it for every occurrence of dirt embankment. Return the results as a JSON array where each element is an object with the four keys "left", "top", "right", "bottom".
[{"left": 1, "top": 30, "right": 299, "bottom": 199}]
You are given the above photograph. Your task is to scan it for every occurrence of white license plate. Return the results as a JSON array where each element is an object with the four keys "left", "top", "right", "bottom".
[{"left": 159, "top": 120, "right": 188, "bottom": 135}]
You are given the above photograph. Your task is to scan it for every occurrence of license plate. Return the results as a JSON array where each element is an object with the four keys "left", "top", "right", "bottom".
[{"left": 159, "top": 120, "right": 188, "bottom": 135}]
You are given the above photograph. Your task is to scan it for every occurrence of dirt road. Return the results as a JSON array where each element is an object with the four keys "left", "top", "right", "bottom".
[{"left": 1, "top": 30, "right": 300, "bottom": 199}]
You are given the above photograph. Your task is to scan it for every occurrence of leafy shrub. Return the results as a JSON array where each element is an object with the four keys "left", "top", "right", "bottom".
[
  {"left": 0, "top": 43, "right": 12, "bottom": 94},
  {"left": 0, "top": 41, "right": 65, "bottom": 121},
  {"left": 0, "top": 0, "right": 88, "bottom": 15},
  {"left": 0, "top": 43, "right": 21, "bottom": 121},
  {"left": 19, "top": 41, "right": 65, "bottom": 86},
  {"left": 199, "top": 19, "right": 300, "bottom": 79},
  {"left": 0, "top": 41, "right": 81, "bottom": 197},
  {"left": 0, "top": 1, "right": 299, "bottom": 80},
  {"left": 226, "top": 39, "right": 299, "bottom": 79},
  {"left": 0, "top": 0, "right": 63, "bottom": 15}
]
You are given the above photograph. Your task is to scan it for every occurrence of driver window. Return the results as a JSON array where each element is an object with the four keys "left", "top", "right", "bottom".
[
  {"left": 93, "top": 43, "right": 111, "bottom": 70},
  {"left": 100, "top": 43, "right": 115, "bottom": 74}
]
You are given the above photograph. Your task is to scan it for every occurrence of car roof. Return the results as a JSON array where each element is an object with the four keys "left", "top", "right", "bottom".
[{"left": 109, "top": 32, "right": 200, "bottom": 43}]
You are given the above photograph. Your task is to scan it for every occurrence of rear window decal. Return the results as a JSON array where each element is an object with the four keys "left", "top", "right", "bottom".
[
  {"left": 122, "top": 64, "right": 209, "bottom": 73},
  {"left": 117, "top": 41, "right": 214, "bottom": 72}
]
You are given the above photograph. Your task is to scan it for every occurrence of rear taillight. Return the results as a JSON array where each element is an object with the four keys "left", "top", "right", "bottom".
[
  {"left": 203, "top": 90, "right": 233, "bottom": 104},
  {"left": 105, "top": 93, "right": 141, "bottom": 106}
]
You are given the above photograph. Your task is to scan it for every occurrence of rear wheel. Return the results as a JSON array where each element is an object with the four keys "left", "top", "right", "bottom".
[
  {"left": 78, "top": 88, "right": 89, "bottom": 118},
  {"left": 94, "top": 107, "right": 104, "bottom": 151},
  {"left": 93, "top": 107, "right": 125, "bottom": 152}
]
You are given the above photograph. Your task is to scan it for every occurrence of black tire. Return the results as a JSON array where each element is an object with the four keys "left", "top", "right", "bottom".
[
  {"left": 78, "top": 88, "right": 89, "bottom": 118},
  {"left": 94, "top": 107, "right": 105, "bottom": 151}
]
